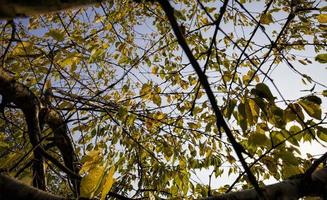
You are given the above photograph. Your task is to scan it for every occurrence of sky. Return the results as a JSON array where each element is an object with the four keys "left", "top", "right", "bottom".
[{"left": 0, "top": 0, "right": 326, "bottom": 195}]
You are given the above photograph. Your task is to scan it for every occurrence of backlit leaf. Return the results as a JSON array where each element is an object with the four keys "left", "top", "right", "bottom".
[
  {"left": 315, "top": 53, "right": 327, "bottom": 63},
  {"left": 298, "top": 99, "right": 322, "bottom": 120},
  {"left": 317, "top": 14, "right": 327, "bottom": 23},
  {"left": 45, "top": 29, "right": 65, "bottom": 42},
  {"left": 260, "top": 13, "right": 273, "bottom": 25},
  {"left": 80, "top": 165, "right": 105, "bottom": 198},
  {"left": 100, "top": 166, "right": 116, "bottom": 200},
  {"left": 251, "top": 83, "right": 275, "bottom": 102}
]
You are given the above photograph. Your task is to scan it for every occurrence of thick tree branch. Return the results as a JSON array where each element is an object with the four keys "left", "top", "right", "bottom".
[
  {"left": 201, "top": 167, "right": 327, "bottom": 200},
  {"left": 0, "top": 68, "right": 46, "bottom": 189},
  {"left": 0, "top": 68, "right": 81, "bottom": 192},
  {"left": 0, "top": 0, "right": 108, "bottom": 19},
  {"left": 0, "top": 174, "right": 64, "bottom": 200},
  {"left": 0, "top": 173, "right": 133, "bottom": 200},
  {"left": 41, "top": 105, "right": 81, "bottom": 194}
]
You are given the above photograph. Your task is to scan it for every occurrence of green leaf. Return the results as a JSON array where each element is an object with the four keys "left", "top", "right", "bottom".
[
  {"left": 280, "top": 151, "right": 299, "bottom": 165},
  {"left": 224, "top": 99, "right": 237, "bottom": 119},
  {"left": 298, "top": 99, "right": 322, "bottom": 120},
  {"left": 323, "top": 90, "right": 327, "bottom": 97},
  {"left": 315, "top": 53, "right": 327, "bottom": 63},
  {"left": 238, "top": 103, "right": 247, "bottom": 131},
  {"left": 270, "top": 105, "right": 286, "bottom": 128},
  {"left": 303, "top": 95, "right": 322, "bottom": 105},
  {"left": 282, "top": 165, "right": 302, "bottom": 179},
  {"left": 45, "top": 29, "right": 65, "bottom": 42},
  {"left": 251, "top": 83, "right": 275, "bottom": 102},
  {"left": 248, "top": 132, "right": 268, "bottom": 147},
  {"left": 317, "top": 126, "right": 327, "bottom": 142}
]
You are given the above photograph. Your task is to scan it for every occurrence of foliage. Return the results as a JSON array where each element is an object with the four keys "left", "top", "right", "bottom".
[{"left": 0, "top": 0, "right": 326, "bottom": 199}]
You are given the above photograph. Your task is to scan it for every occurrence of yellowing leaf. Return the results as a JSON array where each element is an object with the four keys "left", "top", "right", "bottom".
[
  {"left": 315, "top": 53, "right": 327, "bottom": 63},
  {"left": 317, "top": 126, "right": 327, "bottom": 142},
  {"left": 80, "top": 149, "right": 102, "bottom": 174},
  {"left": 224, "top": 99, "right": 237, "bottom": 119},
  {"left": 317, "top": 14, "right": 327, "bottom": 23},
  {"left": 44, "top": 80, "right": 52, "bottom": 90},
  {"left": 251, "top": 83, "right": 275, "bottom": 102},
  {"left": 298, "top": 99, "right": 321, "bottom": 120},
  {"left": 140, "top": 83, "right": 152, "bottom": 97},
  {"left": 100, "top": 166, "right": 116, "bottom": 200},
  {"left": 152, "top": 94, "right": 161, "bottom": 106},
  {"left": 80, "top": 165, "right": 105, "bottom": 198},
  {"left": 12, "top": 41, "right": 33, "bottom": 55},
  {"left": 45, "top": 29, "right": 65, "bottom": 42},
  {"left": 260, "top": 13, "right": 273, "bottom": 25},
  {"left": 152, "top": 66, "right": 159, "bottom": 74}
]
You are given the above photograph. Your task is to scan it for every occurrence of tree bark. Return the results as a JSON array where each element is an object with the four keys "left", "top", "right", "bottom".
[
  {"left": 0, "top": 174, "right": 64, "bottom": 200},
  {"left": 1, "top": 168, "right": 326, "bottom": 199},
  {"left": 204, "top": 167, "right": 327, "bottom": 200},
  {"left": 0, "top": 0, "right": 108, "bottom": 19},
  {"left": 0, "top": 68, "right": 81, "bottom": 193}
]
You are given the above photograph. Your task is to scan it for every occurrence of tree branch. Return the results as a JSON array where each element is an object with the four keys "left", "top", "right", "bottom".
[
  {"left": 0, "top": 174, "right": 64, "bottom": 200},
  {"left": 156, "top": 0, "right": 264, "bottom": 198},
  {"left": 200, "top": 167, "right": 327, "bottom": 200}
]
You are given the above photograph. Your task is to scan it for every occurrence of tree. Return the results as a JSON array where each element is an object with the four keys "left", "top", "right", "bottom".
[{"left": 0, "top": 0, "right": 327, "bottom": 199}]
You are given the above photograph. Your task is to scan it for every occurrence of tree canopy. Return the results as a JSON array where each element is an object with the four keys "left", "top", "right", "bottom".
[{"left": 0, "top": 0, "right": 327, "bottom": 199}]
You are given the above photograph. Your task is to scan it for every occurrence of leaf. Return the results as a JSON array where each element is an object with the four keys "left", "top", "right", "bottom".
[
  {"left": 238, "top": 103, "right": 247, "bottom": 131},
  {"left": 251, "top": 83, "right": 275, "bottom": 102},
  {"left": 224, "top": 99, "right": 237, "bottom": 119},
  {"left": 317, "top": 126, "right": 327, "bottom": 142},
  {"left": 317, "top": 14, "right": 327, "bottom": 23},
  {"left": 80, "top": 149, "right": 103, "bottom": 174},
  {"left": 140, "top": 83, "right": 152, "bottom": 98},
  {"left": 280, "top": 151, "right": 299, "bottom": 165},
  {"left": 80, "top": 165, "right": 105, "bottom": 198},
  {"left": 100, "top": 166, "right": 115, "bottom": 200},
  {"left": 248, "top": 132, "right": 268, "bottom": 147},
  {"left": 303, "top": 95, "right": 322, "bottom": 105},
  {"left": 270, "top": 105, "right": 286, "bottom": 128},
  {"left": 44, "top": 80, "right": 52, "bottom": 90},
  {"left": 315, "top": 53, "right": 327, "bottom": 63},
  {"left": 298, "top": 99, "right": 322, "bottom": 120},
  {"left": 323, "top": 90, "right": 327, "bottom": 97},
  {"left": 152, "top": 94, "right": 162, "bottom": 106},
  {"left": 260, "top": 13, "right": 273, "bottom": 25},
  {"left": 45, "top": 29, "right": 65, "bottom": 42}
]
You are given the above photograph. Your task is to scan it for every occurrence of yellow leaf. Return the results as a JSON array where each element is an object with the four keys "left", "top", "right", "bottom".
[
  {"left": 260, "top": 13, "right": 273, "bottom": 25},
  {"left": 80, "top": 149, "right": 102, "bottom": 174},
  {"left": 140, "top": 83, "right": 152, "bottom": 97},
  {"left": 44, "top": 80, "right": 52, "bottom": 90},
  {"left": 315, "top": 53, "right": 327, "bottom": 63},
  {"left": 152, "top": 66, "right": 159, "bottom": 74},
  {"left": 80, "top": 165, "right": 105, "bottom": 198},
  {"left": 100, "top": 166, "right": 116, "bottom": 200},
  {"left": 317, "top": 14, "right": 327, "bottom": 23}
]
